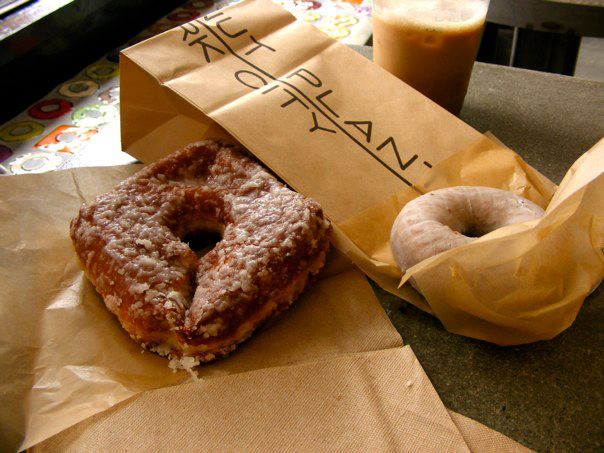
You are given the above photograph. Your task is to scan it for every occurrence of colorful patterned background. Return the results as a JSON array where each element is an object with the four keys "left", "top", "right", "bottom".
[{"left": 0, "top": 0, "right": 372, "bottom": 175}]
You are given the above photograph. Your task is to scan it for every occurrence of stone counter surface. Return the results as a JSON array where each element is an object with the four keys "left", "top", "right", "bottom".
[{"left": 354, "top": 46, "right": 604, "bottom": 452}]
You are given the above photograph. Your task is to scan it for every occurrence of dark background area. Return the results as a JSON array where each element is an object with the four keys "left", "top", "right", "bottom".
[{"left": 1, "top": 0, "right": 184, "bottom": 124}]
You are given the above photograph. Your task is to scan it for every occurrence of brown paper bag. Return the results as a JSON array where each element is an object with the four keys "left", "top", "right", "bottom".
[{"left": 119, "top": 0, "right": 602, "bottom": 345}]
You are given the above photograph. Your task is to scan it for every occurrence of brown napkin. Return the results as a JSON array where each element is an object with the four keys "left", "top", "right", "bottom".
[{"left": 32, "top": 347, "right": 530, "bottom": 452}]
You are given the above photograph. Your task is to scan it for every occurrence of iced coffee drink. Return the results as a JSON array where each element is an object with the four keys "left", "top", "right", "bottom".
[{"left": 373, "top": 0, "right": 489, "bottom": 115}]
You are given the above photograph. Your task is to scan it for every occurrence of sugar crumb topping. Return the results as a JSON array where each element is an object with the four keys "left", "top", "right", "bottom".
[{"left": 70, "top": 140, "right": 330, "bottom": 366}]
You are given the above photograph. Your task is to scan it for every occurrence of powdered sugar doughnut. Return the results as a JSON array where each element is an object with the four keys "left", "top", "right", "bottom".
[
  {"left": 70, "top": 140, "right": 330, "bottom": 369},
  {"left": 390, "top": 186, "right": 544, "bottom": 272}
]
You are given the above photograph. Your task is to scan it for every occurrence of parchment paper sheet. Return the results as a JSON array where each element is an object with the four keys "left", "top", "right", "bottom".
[
  {"left": 120, "top": 0, "right": 602, "bottom": 344},
  {"left": 0, "top": 166, "right": 529, "bottom": 451}
]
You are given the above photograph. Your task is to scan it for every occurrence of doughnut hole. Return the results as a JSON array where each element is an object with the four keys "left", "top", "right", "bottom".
[
  {"left": 461, "top": 224, "right": 487, "bottom": 238},
  {"left": 182, "top": 229, "right": 222, "bottom": 258},
  {"left": 179, "top": 219, "right": 225, "bottom": 259}
]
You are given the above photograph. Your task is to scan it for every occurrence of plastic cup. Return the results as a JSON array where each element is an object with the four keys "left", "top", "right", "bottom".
[{"left": 373, "top": 0, "right": 490, "bottom": 115}]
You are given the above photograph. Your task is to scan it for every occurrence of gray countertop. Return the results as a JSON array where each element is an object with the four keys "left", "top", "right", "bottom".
[{"left": 353, "top": 45, "right": 604, "bottom": 452}]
